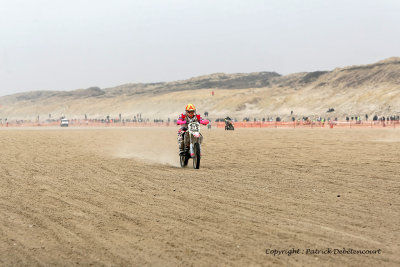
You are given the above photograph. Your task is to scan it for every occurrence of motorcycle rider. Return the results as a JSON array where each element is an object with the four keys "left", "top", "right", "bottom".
[
  {"left": 224, "top": 116, "right": 233, "bottom": 128},
  {"left": 177, "top": 104, "right": 209, "bottom": 155}
]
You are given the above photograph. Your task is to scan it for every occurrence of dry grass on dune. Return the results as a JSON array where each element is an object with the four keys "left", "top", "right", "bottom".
[{"left": 0, "top": 83, "right": 399, "bottom": 121}]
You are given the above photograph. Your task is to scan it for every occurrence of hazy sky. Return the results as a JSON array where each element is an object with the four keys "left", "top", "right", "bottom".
[{"left": 1, "top": 0, "right": 399, "bottom": 96}]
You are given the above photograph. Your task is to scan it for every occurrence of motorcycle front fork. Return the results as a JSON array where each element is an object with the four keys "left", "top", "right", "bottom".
[
  {"left": 190, "top": 143, "right": 194, "bottom": 156},
  {"left": 189, "top": 136, "right": 201, "bottom": 156}
]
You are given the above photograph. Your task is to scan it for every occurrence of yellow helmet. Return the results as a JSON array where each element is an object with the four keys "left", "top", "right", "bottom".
[{"left": 185, "top": 103, "right": 196, "bottom": 112}]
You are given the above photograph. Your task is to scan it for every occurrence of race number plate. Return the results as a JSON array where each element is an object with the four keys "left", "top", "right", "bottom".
[{"left": 188, "top": 122, "right": 200, "bottom": 133}]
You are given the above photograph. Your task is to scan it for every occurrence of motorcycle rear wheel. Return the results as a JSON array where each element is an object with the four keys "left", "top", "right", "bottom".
[{"left": 180, "top": 153, "right": 189, "bottom": 167}]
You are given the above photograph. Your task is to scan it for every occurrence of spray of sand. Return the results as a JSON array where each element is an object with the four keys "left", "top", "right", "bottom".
[{"left": 112, "top": 128, "right": 180, "bottom": 167}]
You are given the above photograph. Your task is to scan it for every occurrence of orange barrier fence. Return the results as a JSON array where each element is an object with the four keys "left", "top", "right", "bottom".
[
  {"left": 1, "top": 120, "right": 398, "bottom": 128},
  {"left": 0, "top": 121, "right": 177, "bottom": 127},
  {"left": 216, "top": 121, "right": 399, "bottom": 129}
]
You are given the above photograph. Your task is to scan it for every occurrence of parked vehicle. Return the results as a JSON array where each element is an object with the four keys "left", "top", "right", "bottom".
[{"left": 60, "top": 119, "right": 69, "bottom": 127}]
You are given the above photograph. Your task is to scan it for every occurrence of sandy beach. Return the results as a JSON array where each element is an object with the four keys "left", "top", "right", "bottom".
[{"left": 0, "top": 127, "right": 399, "bottom": 266}]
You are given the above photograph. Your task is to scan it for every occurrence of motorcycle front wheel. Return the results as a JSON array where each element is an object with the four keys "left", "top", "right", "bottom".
[{"left": 193, "top": 143, "right": 201, "bottom": 169}]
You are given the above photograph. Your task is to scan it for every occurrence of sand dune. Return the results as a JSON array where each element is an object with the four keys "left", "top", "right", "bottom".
[{"left": 0, "top": 58, "right": 399, "bottom": 120}]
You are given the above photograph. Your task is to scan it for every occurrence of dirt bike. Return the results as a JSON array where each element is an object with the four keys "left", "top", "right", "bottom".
[
  {"left": 180, "top": 121, "right": 202, "bottom": 169},
  {"left": 225, "top": 120, "right": 234, "bottom": 130}
]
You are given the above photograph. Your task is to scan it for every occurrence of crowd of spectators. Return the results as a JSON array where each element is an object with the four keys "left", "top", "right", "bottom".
[{"left": 1, "top": 112, "right": 399, "bottom": 125}]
